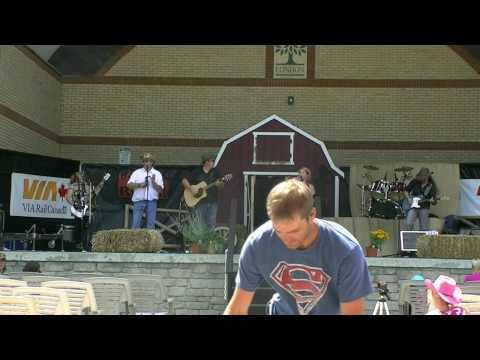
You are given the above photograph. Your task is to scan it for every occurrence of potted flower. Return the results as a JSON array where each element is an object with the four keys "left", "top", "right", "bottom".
[{"left": 366, "top": 229, "right": 389, "bottom": 257}]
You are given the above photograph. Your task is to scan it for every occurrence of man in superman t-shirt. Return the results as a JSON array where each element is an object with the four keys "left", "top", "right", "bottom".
[{"left": 224, "top": 179, "right": 373, "bottom": 315}]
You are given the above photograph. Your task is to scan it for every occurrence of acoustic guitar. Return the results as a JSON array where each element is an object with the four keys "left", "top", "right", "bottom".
[{"left": 184, "top": 174, "right": 232, "bottom": 208}]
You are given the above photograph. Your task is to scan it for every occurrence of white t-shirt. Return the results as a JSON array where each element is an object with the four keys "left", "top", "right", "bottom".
[{"left": 127, "top": 167, "right": 164, "bottom": 202}]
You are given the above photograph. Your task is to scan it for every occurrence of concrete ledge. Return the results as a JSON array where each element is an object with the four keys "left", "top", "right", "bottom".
[
  {"left": 366, "top": 257, "right": 472, "bottom": 269},
  {"left": 2, "top": 251, "right": 472, "bottom": 269},
  {"left": 3, "top": 251, "right": 230, "bottom": 264}
]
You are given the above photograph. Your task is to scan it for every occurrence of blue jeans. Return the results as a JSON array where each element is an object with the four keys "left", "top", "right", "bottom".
[
  {"left": 132, "top": 200, "right": 158, "bottom": 229},
  {"left": 406, "top": 208, "right": 430, "bottom": 231},
  {"left": 194, "top": 201, "right": 218, "bottom": 232}
]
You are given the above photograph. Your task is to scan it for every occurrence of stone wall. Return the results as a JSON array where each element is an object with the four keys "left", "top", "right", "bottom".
[{"left": 2, "top": 252, "right": 473, "bottom": 315}]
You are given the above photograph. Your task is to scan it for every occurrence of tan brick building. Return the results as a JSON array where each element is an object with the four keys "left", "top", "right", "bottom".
[{"left": 1, "top": 45, "right": 480, "bottom": 166}]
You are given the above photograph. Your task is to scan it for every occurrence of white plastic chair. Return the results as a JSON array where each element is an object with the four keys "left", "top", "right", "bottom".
[
  {"left": 82, "top": 277, "right": 134, "bottom": 315},
  {"left": 41, "top": 280, "right": 97, "bottom": 315},
  {"left": 122, "top": 274, "right": 175, "bottom": 315},
  {"left": 399, "top": 281, "right": 428, "bottom": 315},
  {"left": 12, "top": 286, "right": 72, "bottom": 315},
  {"left": 0, "top": 279, "right": 28, "bottom": 296},
  {"left": 0, "top": 296, "right": 40, "bottom": 315}
]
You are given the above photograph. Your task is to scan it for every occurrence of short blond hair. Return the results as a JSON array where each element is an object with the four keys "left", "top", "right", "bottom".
[{"left": 266, "top": 179, "right": 314, "bottom": 221}]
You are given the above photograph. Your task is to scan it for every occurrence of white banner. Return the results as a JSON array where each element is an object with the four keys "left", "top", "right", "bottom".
[
  {"left": 458, "top": 179, "right": 480, "bottom": 217},
  {"left": 10, "top": 173, "right": 73, "bottom": 219}
]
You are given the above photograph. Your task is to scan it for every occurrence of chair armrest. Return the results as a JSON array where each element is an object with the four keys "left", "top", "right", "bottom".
[{"left": 167, "top": 298, "right": 175, "bottom": 315}]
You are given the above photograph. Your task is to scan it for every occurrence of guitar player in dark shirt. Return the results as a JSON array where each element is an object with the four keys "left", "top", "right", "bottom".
[
  {"left": 404, "top": 167, "right": 438, "bottom": 231},
  {"left": 182, "top": 153, "right": 223, "bottom": 231}
]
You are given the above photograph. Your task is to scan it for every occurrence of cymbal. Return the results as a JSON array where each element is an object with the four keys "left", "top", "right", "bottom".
[
  {"left": 363, "top": 165, "right": 379, "bottom": 171},
  {"left": 394, "top": 166, "right": 413, "bottom": 172}
]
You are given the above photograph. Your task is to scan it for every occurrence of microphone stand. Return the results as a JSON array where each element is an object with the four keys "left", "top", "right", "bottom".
[{"left": 145, "top": 167, "right": 150, "bottom": 201}]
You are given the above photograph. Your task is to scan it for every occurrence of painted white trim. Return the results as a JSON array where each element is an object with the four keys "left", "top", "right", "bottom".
[
  {"left": 214, "top": 114, "right": 344, "bottom": 178},
  {"left": 243, "top": 171, "right": 299, "bottom": 176},
  {"left": 253, "top": 132, "right": 295, "bottom": 136},
  {"left": 250, "top": 176, "right": 256, "bottom": 233},
  {"left": 243, "top": 174, "right": 249, "bottom": 228},
  {"left": 335, "top": 176, "right": 340, "bottom": 217}
]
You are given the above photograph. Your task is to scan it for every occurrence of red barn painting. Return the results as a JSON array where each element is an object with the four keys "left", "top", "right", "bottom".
[{"left": 214, "top": 114, "right": 344, "bottom": 232}]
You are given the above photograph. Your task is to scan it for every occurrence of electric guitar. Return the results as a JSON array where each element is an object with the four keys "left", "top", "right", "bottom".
[
  {"left": 71, "top": 173, "right": 111, "bottom": 218},
  {"left": 403, "top": 195, "right": 449, "bottom": 212},
  {"left": 183, "top": 174, "right": 233, "bottom": 208}
]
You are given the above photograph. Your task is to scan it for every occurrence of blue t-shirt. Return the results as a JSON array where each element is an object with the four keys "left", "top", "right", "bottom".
[{"left": 236, "top": 219, "right": 373, "bottom": 315}]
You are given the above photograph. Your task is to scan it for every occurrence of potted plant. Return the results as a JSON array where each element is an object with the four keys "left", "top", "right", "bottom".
[
  {"left": 366, "top": 229, "right": 389, "bottom": 257},
  {"left": 206, "top": 231, "right": 226, "bottom": 254},
  {"left": 180, "top": 214, "right": 210, "bottom": 253}
]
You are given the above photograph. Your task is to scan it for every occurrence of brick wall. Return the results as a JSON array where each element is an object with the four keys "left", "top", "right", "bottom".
[
  {"left": 106, "top": 45, "right": 266, "bottom": 78},
  {"left": 0, "top": 115, "right": 60, "bottom": 156},
  {"left": 2, "top": 44, "right": 480, "bottom": 166},
  {"left": 60, "top": 84, "right": 480, "bottom": 165},
  {"left": 315, "top": 45, "right": 480, "bottom": 79},
  {"left": 0, "top": 45, "right": 61, "bottom": 156},
  {"left": 60, "top": 145, "right": 218, "bottom": 165}
]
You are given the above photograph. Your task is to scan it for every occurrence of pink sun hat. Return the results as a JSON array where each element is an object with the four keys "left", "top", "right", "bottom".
[{"left": 424, "top": 275, "right": 462, "bottom": 305}]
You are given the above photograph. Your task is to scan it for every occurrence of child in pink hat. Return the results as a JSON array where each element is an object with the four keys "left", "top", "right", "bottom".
[{"left": 424, "top": 275, "right": 467, "bottom": 315}]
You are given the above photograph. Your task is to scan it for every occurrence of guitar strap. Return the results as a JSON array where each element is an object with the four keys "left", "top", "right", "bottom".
[{"left": 422, "top": 183, "right": 432, "bottom": 198}]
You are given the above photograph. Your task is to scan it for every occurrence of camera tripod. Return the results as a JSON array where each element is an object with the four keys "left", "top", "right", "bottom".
[{"left": 372, "top": 282, "right": 391, "bottom": 315}]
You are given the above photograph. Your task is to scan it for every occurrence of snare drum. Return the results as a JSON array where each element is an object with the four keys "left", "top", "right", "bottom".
[{"left": 370, "top": 180, "right": 390, "bottom": 200}]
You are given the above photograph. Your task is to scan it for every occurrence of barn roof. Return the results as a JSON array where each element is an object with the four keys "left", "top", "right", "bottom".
[{"left": 215, "top": 114, "right": 344, "bottom": 178}]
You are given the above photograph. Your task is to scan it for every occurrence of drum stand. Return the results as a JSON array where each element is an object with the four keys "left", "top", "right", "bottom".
[{"left": 361, "top": 187, "right": 367, "bottom": 217}]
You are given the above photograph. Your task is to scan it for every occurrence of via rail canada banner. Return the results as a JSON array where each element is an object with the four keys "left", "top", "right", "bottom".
[{"left": 10, "top": 172, "right": 73, "bottom": 219}]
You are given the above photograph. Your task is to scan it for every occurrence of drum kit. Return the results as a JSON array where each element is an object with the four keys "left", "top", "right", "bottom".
[{"left": 358, "top": 165, "right": 414, "bottom": 219}]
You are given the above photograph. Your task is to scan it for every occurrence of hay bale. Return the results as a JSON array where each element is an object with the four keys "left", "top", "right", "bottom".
[
  {"left": 91, "top": 229, "right": 165, "bottom": 253},
  {"left": 417, "top": 235, "right": 480, "bottom": 259}
]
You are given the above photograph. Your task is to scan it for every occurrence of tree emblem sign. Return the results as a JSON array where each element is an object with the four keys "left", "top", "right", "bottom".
[{"left": 274, "top": 45, "right": 307, "bottom": 79}]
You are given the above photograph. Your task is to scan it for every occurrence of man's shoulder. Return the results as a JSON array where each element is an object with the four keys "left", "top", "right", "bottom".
[
  {"left": 152, "top": 168, "right": 163, "bottom": 176},
  {"left": 316, "top": 219, "right": 361, "bottom": 250},
  {"left": 131, "top": 167, "right": 144, "bottom": 175}
]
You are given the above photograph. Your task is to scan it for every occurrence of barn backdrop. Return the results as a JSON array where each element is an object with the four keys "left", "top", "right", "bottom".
[{"left": 213, "top": 114, "right": 345, "bottom": 232}]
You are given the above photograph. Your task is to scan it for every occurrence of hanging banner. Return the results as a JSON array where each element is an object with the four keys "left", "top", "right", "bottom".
[
  {"left": 457, "top": 179, "right": 480, "bottom": 217},
  {"left": 10, "top": 172, "right": 73, "bottom": 219}
]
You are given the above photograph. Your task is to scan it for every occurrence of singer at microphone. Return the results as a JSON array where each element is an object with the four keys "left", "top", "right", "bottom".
[{"left": 127, "top": 153, "right": 165, "bottom": 229}]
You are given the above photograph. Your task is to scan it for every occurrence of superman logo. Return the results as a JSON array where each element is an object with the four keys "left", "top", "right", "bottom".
[{"left": 270, "top": 261, "right": 331, "bottom": 315}]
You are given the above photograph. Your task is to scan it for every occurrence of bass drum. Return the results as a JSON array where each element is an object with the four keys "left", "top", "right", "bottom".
[{"left": 368, "top": 199, "right": 404, "bottom": 219}]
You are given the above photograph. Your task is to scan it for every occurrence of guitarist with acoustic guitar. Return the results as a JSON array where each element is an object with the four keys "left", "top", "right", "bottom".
[
  {"left": 403, "top": 167, "right": 438, "bottom": 231},
  {"left": 182, "top": 153, "right": 231, "bottom": 231}
]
